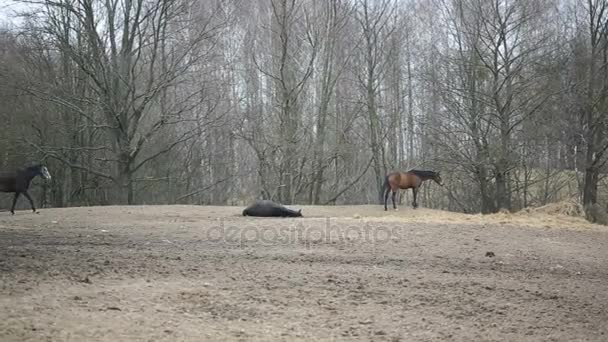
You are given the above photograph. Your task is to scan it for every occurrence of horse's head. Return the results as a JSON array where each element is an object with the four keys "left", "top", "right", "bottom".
[
  {"left": 433, "top": 172, "right": 443, "bottom": 186},
  {"left": 289, "top": 209, "right": 303, "bottom": 217},
  {"left": 31, "top": 164, "right": 52, "bottom": 180},
  {"left": 41, "top": 166, "right": 52, "bottom": 180}
]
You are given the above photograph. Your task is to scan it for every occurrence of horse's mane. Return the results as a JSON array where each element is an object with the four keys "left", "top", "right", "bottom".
[
  {"left": 20, "top": 165, "right": 40, "bottom": 173},
  {"left": 408, "top": 169, "right": 437, "bottom": 178}
]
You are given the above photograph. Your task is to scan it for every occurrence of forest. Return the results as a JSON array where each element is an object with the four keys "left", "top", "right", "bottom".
[{"left": 0, "top": 0, "right": 607, "bottom": 220}]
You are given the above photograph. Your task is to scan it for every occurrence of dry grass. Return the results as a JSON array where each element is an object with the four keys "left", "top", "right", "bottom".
[
  {"left": 529, "top": 199, "right": 585, "bottom": 217},
  {"left": 287, "top": 202, "right": 603, "bottom": 231}
]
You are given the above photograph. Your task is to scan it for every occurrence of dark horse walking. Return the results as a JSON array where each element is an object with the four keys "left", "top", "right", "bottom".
[
  {"left": 0, "top": 164, "right": 52, "bottom": 215},
  {"left": 383, "top": 170, "right": 443, "bottom": 211}
]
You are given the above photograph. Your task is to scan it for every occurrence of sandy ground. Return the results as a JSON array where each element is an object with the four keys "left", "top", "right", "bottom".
[{"left": 0, "top": 204, "right": 607, "bottom": 341}]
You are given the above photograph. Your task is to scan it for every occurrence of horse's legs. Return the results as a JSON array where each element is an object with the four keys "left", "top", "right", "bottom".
[
  {"left": 22, "top": 191, "right": 37, "bottom": 213},
  {"left": 384, "top": 187, "right": 390, "bottom": 211},
  {"left": 412, "top": 188, "right": 418, "bottom": 209},
  {"left": 10, "top": 192, "right": 20, "bottom": 215},
  {"left": 392, "top": 191, "right": 397, "bottom": 210}
]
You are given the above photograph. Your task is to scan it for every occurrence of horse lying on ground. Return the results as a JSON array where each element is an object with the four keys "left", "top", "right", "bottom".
[
  {"left": 242, "top": 200, "right": 303, "bottom": 217},
  {"left": 383, "top": 169, "right": 442, "bottom": 211},
  {"left": 0, "top": 164, "right": 52, "bottom": 215}
]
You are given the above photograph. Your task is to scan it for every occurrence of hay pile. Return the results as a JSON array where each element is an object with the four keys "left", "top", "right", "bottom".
[
  {"left": 530, "top": 199, "right": 585, "bottom": 217},
  {"left": 527, "top": 199, "right": 608, "bottom": 225}
]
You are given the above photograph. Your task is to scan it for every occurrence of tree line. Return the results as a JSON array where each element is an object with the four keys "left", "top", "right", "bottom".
[{"left": 0, "top": 0, "right": 607, "bottom": 220}]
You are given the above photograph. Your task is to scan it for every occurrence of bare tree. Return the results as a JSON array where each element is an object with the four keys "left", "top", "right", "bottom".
[
  {"left": 576, "top": 0, "right": 608, "bottom": 211},
  {"left": 354, "top": 0, "right": 396, "bottom": 201},
  {"left": 309, "top": 0, "right": 353, "bottom": 204},
  {"left": 19, "top": 0, "right": 228, "bottom": 204}
]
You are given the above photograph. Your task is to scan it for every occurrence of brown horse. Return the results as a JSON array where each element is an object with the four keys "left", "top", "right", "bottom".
[{"left": 383, "top": 170, "right": 443, "bottom": 211}]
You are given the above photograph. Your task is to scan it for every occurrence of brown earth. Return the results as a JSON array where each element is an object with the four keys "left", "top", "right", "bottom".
[{"left": 0, "top": 204, "right": 607, "bottom": 341}]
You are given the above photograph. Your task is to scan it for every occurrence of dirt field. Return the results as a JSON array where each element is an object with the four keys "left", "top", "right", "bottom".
[{"left": 1, "top": 205, "right": 607, "bottom": 341}]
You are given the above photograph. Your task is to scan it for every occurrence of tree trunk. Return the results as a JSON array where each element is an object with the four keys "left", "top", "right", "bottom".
[
  {"left": 583, "top": 145, "right": 599, "bottom": 206},
  {"left": 406, "top": 30, "right": 414, "bottom": 167},
  {"left": 310, "top": 12, "right": 335, "bottom": 204}
]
